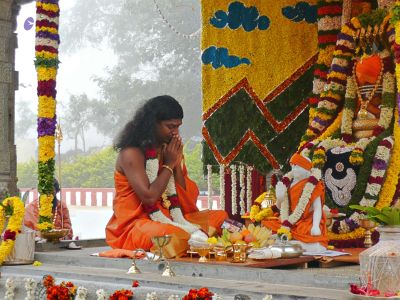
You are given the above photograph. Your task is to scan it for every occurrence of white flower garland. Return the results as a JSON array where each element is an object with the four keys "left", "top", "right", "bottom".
[
  {"left": 207, "top": 164, "right": 213, "bottom": 209},
  {"left": 145, "top": 154, "right": 199, "bottom": 234},
  {"left": 360, "top": 136, "right": 394, "bottom": 207},
  {"left": 96, "top": 289, "right": 107, "bottom": 300},
  {"left": 24, "top": 278, "right": 37, "bottom": 300},
  {"left": 5, "top": 278, "right": 15, "bottom": 300},
  {"left": 246, "top": 165, "right": 253, "bottom": 212},
  {"left": 280, "top": 169, "right": 322, "bottom": 226},
  {"left": 230, "top": 165, "right": 237, "bottom": 215},
  {"left": 167, "top": 295, "right": 180, "bottom": 300},
  {"left": 146, "top": 291, "right": 159, "bottom": 300},
  {"left": 239, "top": 165, "right": 246, "bottom": 215},
  {"left": 219, "top": 164, "right": 225, "bottom": 210},
  {"left": 76, "top": 286, "right": 88, "bottom": 300}
]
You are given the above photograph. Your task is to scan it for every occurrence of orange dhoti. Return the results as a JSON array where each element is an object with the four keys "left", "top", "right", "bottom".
[
  {"left": 106, "top": 170, "right": 227, "bottom": 258},
  {"left": 262, "top": 179, "right": 328, "bottom": 247}
]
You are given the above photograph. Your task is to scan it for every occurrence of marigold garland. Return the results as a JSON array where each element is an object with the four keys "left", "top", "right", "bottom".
[
  {"left": 0, "top": 196, "right": 25, "bottom": 265},
  {"left": 376, "top": 2, "right": 400, "bottom": 209},
  {"left": 35, "top": 0, "right": 60, "bottom": 232}
]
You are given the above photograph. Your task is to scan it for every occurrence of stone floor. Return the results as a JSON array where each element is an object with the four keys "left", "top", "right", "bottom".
[{"left": 0, "top": 242, "right": 361, "bottom": 300}]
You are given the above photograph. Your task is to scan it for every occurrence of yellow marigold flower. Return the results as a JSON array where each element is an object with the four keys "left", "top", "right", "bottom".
[
  {"left": 350, "top": 18, "right": 361, "bottom": 29},
  {"left": 35, "top": 51, "right": 58, "bottom": 59},
  {"left": 36, "top": 67, "right": 57, "bottom": 81},
  {"left": 376, "top": 109, "right": 400, "bottom": 209},
  {"left": 38, "top": 96, "right": 56, "bottom": 118},
  {"left": 328, "top": 227, "right": 365, "bottom": 240},
  {"left": 38, "top": 136, "right": 55, "bottom": 162},
  {"left": 333, "top": 50, "right": 353, "bottom": 57},
  {"left": 207, "top": 237, "right": 218, "bottom": 245},
  {"left": 39, "top": 194, "right": 53, "bottom": 218},
  {"left": 317, "top": 46, "right": 335, "bottom": 66},
  {"left": 277, "top": 228, "right": 292, "bottom": 240},
  {"left": 314, "top": 112, "right": 342, "bottom": 142},
  {"left": 36, "top": 2, "right": 59, "bottom": 13},
  {"left": 37, "top": 222, "right": 54, "bottom": 231},
  {"left": 396, "top": 23, "right": 400, "bottom": 44},
  {"left": 33, "top": 261, "right": 42, "bottom": 266},
  {"left": 316, "top": 112, "right": 332, "bottom": 121},
  {"left": 327, "top": 71, "right": 347, "bottom": 81},
  {"left": 36, "top": 26, "right": 58, "bottom": 34}
]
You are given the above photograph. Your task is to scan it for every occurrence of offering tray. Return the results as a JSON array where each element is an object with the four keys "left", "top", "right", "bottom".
[{"left": 40, "top": 228, "right": 69, "bottom": 242}]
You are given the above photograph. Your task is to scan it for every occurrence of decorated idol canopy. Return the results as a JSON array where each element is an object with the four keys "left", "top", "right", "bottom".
[{"left": 201, "top": 0, "right": 400, "bottom": 247}]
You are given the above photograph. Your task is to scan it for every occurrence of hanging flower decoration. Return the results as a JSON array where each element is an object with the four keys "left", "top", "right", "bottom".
[
  {"left": 0, "top": 196, "right": 25, "bottom": 265},
  {"left": 35, "top": 0, "right": 60, "bottom": 232},
  {"left": 239, "top": 165, "right": 246, "bottom": 215},
  {"left": 219, "top": 164, "right": 225, "bottom": 210},
  {"left": 141, "top": 147, "right": 199, "bottom": 234},
  {"left": 299, "top": 0, "right": 344, "bottom": 148},
  {"left": 230, "top": 165, "right": 237, "bottom": 215}
]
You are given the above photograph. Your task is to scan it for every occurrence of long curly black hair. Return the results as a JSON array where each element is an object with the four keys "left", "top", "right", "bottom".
[{"left": 114, "top": 95, "right": 183, "bottom": 151}]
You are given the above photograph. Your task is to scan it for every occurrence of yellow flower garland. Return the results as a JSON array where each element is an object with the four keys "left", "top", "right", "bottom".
[
  {"left": 249, "top": 192, "right": 274, "bottom": 222},
  {"left": 0, "top": 197, "right": 25, "bottom": 265},
  {"left": 36, "top": 67, "right": 57, "bottom": 81},
  {"left": 327, "top": 227, "right": 365, "bottom": 241},
  {"left": 38, "top": 136, "right": 55, "bottom": 162},
  {"left": 38, "top": 96, "right": 56, "bottom": 118},
  {"left": 376, "top": 113, "right": 400, "bottom": 210}
]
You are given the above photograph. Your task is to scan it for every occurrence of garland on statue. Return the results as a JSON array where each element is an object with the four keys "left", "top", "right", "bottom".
[
  {"left": 307, "top": 0, "right": 343, "bottom": 123},
  {"left": 280, "top": 169, "right": 322, "bottom": 228},
  {"left": 0, "top": 197, "right": 25, "bottom": 265},
  {"left": 35, "top": 0, "right": 60, "bottom": 232},
  {"left": 142, "top": 148, "right": 199, "bottom": 234},
  {"left": 376, "top": 2, "right": 400, "bottom": 209}
]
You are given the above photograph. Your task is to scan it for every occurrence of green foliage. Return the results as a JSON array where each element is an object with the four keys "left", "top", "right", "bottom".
[
  {"left": 17, "top": 144, "right": 211, "bottom": 190},
  {"left": 61, "top": 147, "right": 117, "bottom": 188},
  {"left": 350, "top": 205, "right": 400, "bottom": 225},
  {"left": 17, "top": 159, "right": 38, "bottom": 189},
  {"left": 184, "top": 143, "right": 219, "bottom": 192}
]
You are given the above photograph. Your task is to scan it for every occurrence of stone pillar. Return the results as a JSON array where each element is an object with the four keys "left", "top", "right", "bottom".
[{"left": 0, "top": 0, "right": 19, "bottom": 195}]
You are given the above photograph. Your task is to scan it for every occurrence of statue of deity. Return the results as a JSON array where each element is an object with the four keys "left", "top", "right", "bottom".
[{"left": 298, "top": 3, "right": 398, "bottom": 247}]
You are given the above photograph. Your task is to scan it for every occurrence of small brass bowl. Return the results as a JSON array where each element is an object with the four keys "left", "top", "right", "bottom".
[
  {"left": 360, "top": 219, "right": 376, "bottom": 230},
  {"left": 40, "top": 229, "right": 69, "bottom": 242},
  {"left": 192, "top": 247, "right": 211, "bottom": 262}
]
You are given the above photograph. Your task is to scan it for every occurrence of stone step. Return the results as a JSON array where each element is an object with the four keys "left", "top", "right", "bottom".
[
  {"left": 0, "top": 247, "right": 358, "bottom": 299},
  {"left": 31, "top": 247, "right": 359, "bottom": 290},
  {"left": 0, "top": 263, "right": 350, "bottom": 300}
]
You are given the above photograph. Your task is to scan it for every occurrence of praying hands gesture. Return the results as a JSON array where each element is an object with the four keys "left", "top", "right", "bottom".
[{"left": 162, "top": 135, "right": 183, "bottom": 169}]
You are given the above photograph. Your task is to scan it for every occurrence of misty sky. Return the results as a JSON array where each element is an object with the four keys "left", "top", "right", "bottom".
[{"left": 15, "top": 1, "right": 117, "bottom": 161}]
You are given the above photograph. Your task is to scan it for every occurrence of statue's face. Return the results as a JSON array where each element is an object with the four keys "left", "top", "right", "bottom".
[{"left": 291, "top": 164, "right": 311, "bottom": 182}]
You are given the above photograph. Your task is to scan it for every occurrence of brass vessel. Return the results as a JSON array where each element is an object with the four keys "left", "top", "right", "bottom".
[{"left": 260, "top": 188, "right": 276, "bottom": 209}]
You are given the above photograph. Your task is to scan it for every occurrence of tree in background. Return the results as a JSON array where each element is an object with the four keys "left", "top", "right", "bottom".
[
  {"left": 17, "top": 142, "right": 219, "bottom": 192},
  {"left": 63, "top": 94, "right": 93, "bottom": 152},
  {"left": 61, "top": 0, "right": 201, "bottom": 139},
  {"left": 15, "top": 100, "right": 36, "bottom": 138}
]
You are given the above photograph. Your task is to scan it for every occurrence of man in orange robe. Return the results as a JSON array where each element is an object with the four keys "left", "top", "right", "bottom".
[
  {"left": 24, "top": 180, "right": 73, "bottom": 240},
  {"left": 262, "top": 154, "right": 328, "bottom": 248},
  {"left": 105, "top": 96, "right": 227, "bottom": 258}
]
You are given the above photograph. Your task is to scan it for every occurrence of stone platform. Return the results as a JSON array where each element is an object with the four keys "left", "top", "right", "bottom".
[{"left": 0, "top": 241, "right": 360, "bottom": 300}]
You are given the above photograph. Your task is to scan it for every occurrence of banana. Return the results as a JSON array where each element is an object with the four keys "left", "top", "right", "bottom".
[
  {"left": 252, "top": 225, "right": 261, "bottom": 238},
  {"left": 248, "top": 223, "right": 255, "bottom": 234}
]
